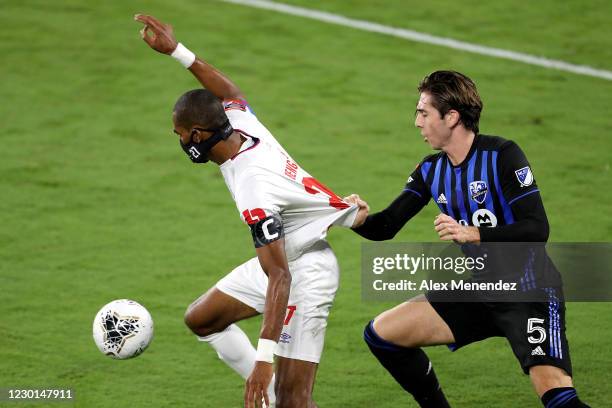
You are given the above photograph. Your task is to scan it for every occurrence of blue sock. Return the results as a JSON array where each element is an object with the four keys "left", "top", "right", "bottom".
[
  {"left": 541, "top": 387, "right": 590, "bottom": 408},
  {"left": 364, "top": 320, "right": 450, "bottom": 408}
]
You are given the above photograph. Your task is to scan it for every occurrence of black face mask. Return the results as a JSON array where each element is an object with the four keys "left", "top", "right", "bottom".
[{"left": 179, "top": 119, "right": 234, "bottom": 163}]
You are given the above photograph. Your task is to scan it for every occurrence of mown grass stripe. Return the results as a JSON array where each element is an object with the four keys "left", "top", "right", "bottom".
[{"left": 222, "top": 0, "right": 612, "bottom": 81}]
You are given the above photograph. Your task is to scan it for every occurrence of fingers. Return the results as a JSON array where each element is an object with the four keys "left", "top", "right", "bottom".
[
  {"left": 262, "top": 389, "right": 269, "bottom": 408},
  {"left": 437, "top": 224, "right": 464, "bottom": 242},
  {"left": 437, "top": 224, "right": 456, "bottom": 237},
  {"left": 343, "top": 194, "right": 369, "bottom": 210},
  {"left": 434, "top": 213, "right": 463, "bottom": 241},
  {"left": 134, "top": 14, "right": 169, "bottom": 43},
  {"left": 435, "top": 219, "right": 458, "bottom": 240},
  {"left": 343, "top": 194, "right": 359, "bottom": 204},
  {"left": 434, "top": 213, "right": 454, "bottom": 226},
  {"left": 434, "top": 221, "right": 452, "bottom": 233},
  {"left": 244, "top": 383, "right": 264, "bottom": 408},
  {"left": 244, "top": 384, "right": 252, "bottom": 408},
  {"left": 140, "top": 26, "right": 155, "bottom": 46},
  {"left": 439, "top": 232, "right": 456, "bottom": 241},
  {"left": 134, "top": 13, "right": 165, "bottom": 31},
  {"left": 433, "top": 214, "right": 473, "bottom": 243}
]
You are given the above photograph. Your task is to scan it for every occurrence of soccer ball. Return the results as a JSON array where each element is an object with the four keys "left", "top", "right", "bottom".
[{"left": 92, "top": 299, "right": 154, "bottom": 359}]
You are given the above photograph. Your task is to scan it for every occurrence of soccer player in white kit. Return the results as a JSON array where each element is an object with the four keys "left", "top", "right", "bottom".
[{"left": 135, "top": 14, "right": 367, "bottom": 408}]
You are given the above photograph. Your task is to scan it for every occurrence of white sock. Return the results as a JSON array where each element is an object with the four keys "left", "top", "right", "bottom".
[{"left": 198, "top": 324, "right": 276, "bottom": 405}]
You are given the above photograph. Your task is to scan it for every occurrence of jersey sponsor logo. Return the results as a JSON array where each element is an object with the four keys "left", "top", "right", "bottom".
[
  {"left": 469, "top": 181, "right": 488, "bottom": 204},
  {"left": 515, "top": 166, "right": 534, "bottom": 187},
  {"left": 472, "top": 208, "right": 497, "bottom": 227},
  {"left": 531, "top": 346, "right": 546, "bottom": 356},
  {"left": 436, "top": 193, "right": 447, "bottom": 204}
]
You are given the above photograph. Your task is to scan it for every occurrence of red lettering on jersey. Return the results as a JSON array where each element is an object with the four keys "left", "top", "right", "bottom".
[
  {"left": 302, "top": 177, "right": 349, "bottom": 209},
  {"left": 284, "top": 305, "right": 297, "bottom": 325},
  {"left": 284, "top": 159, "right": 298, "bottom": 180},
  {"left": 242, "top": 208, "right": 266, "bottom": 225}
]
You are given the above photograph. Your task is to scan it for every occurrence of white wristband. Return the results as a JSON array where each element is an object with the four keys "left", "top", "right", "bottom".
[
  {"left": 171, "top": 43, "right": 196, "bottom": 68},
  {"left": 255, "top": 338, "right": 277, "bottom": 363}
]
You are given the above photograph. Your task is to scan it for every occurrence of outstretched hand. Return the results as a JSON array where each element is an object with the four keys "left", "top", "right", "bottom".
[{"left": 134, "top": 14, "right": 178, "bottom": 54}]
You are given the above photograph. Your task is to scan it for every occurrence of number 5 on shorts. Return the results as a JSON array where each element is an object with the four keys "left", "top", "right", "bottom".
[{"left": 527, "top": 318, "right": 546, "bottom": 344}]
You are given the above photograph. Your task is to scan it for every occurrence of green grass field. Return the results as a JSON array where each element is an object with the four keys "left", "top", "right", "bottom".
[{"left": 1, "top": 0, "right": 610, "bottom": 406}]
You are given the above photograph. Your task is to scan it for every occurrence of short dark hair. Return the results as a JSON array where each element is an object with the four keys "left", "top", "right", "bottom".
[
  {"left": 173, "top": 89, "right": 227, "bottom": 129},
  {"left": 418, "top": 71, "right": 483, "bottom": 134}
]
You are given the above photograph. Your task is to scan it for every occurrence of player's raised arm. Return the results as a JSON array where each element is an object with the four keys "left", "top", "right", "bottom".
[{"left": 134, "top": 14, "right": 244, "bottom": 101}]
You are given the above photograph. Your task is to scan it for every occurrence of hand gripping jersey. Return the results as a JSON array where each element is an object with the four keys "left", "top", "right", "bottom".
[{"left": 219, "top": 100, "right": 357, "bottom": 261}]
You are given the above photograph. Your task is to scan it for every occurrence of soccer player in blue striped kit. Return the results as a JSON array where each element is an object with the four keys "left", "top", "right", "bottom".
[{"left": 346, "top": 71, "right": 589, "bottom": 407}]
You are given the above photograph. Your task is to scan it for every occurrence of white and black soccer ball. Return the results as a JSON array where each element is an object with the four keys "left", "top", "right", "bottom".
[{"left": 92, "top": 299, "right": 154, "bottom": 359}]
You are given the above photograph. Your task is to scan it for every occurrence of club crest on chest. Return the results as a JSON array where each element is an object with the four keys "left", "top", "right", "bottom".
[{"left": 469, "top": 181, "right": 488, "bottom": 204}]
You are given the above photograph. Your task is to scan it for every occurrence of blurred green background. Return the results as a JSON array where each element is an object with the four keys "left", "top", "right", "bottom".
[{"left": 1, "top": 0, "right": 610, "bottom": 406}]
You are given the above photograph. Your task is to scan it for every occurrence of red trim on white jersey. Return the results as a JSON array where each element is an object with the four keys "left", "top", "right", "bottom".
[{"left": 223, "top": 99, "right": 250, "bottom": 112}]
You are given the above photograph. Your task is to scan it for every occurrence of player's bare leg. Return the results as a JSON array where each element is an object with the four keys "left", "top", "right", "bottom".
[
  {"left": 372, "top": 294, "right": 455, "bottom": 347},
  {"left": 185, "top": 287, "right": 277, "bottom": 406},
  {"left": 530, "top": 365, "right": 591, "bottom": 407},
  {"left": 274, "top": 356, "right": 318, "bottom": 408},
  {"left": 529, "top": 365, "right": 573, "bottom": 396},
  {"left": 184, "top": 287, "right": 259, "bottom": 336},
  {"left": 364, "top": 295, "right": 452, "bottom": 408}
]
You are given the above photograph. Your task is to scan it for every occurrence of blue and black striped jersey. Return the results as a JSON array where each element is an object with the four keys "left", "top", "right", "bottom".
[
  {"left": 354, "top": 134, "right": 558, "bottom": 290},
  {"left": 354, "top": 134, "right": 549, "bottom": 243},
  {"left": 406, "top": 134, "right": 539, "bottom": 229}
]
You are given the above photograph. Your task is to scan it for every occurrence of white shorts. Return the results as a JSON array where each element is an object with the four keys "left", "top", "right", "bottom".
[{"left": 216, "top": 241, "right": 339, "bottom": 363}]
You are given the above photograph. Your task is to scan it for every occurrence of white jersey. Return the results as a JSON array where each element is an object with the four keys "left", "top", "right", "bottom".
[{"left": 218, "top": 99, "right": 357, "bottom": 261}]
